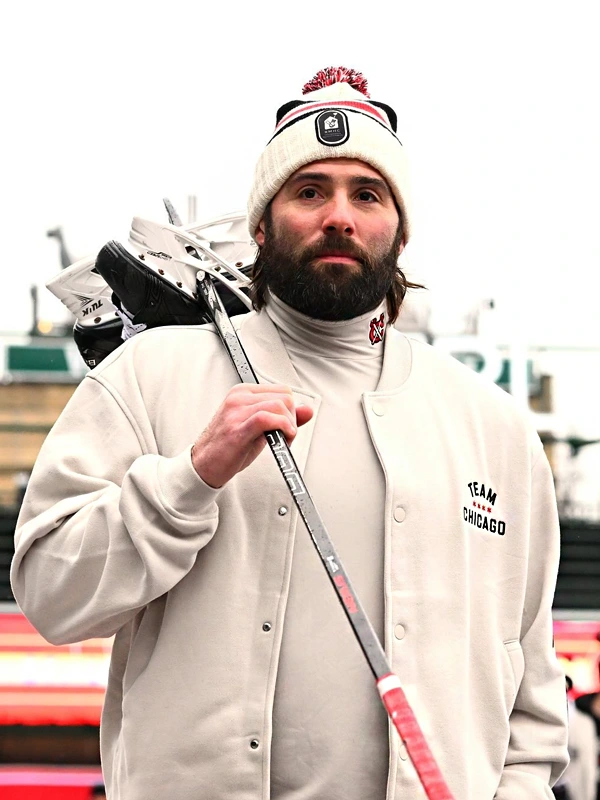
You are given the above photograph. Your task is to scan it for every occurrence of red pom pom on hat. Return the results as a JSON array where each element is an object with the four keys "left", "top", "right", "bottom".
[{"left": 302, "top": 67, "right": 370, "bottom": 98}]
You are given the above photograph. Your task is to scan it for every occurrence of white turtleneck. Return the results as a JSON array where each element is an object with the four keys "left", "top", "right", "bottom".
[{"left": 266, "top": 293, "right": 389, "bottom": 800}]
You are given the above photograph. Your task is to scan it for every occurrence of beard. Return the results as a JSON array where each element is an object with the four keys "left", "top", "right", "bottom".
[{"left": 254, "top": 222, "right": 404, "bottom": 322}]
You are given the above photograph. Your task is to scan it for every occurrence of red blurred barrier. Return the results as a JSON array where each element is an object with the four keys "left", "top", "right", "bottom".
[
  {"left": 0, "top": 765, "right": 103, "bottom": 798},
  {"left": 553, "top": 618, "right": 600, "bottom": 697},
  {"left": 0, "top": 612, "right": 110, "bottom": 726}
]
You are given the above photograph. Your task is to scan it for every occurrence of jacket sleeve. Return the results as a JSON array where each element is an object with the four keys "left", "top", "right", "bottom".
[
  {"left": 494, "top": 447, "right": 569, "bottom": 798},
  {"left": 10, "top": 373, "right": 221, "bottom": 645}
]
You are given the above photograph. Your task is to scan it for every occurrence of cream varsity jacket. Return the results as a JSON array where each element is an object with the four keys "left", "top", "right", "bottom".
[{"left": 11, "top": 310, "right": 568, "bottom": 800}]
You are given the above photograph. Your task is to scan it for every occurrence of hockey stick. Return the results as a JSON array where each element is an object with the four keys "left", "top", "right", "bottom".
[{"left": 163, "top": 199, "right": 455, "bottom": 800}]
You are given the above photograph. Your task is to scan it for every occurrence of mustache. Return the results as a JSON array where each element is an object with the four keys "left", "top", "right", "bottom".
[{"left": 300, "top": 235, "right": 369, "bottom": 265}]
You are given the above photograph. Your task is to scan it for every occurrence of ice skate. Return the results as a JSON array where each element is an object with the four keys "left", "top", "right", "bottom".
[
  {"left": 46, "top": 211, "right": 256, "bottom": 368},
  {"left": 124, "top": 215, "right": 254, "bottom": 316},
  {"left": 46, "top": 255, "right": 124, "bottom": 369},
  {"left": 94, "top": 239, "right": 212, "bottom": 328}
]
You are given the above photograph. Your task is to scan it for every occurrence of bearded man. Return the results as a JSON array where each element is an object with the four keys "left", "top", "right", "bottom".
[{"left": 12, "top": 68, "right": 568, "bottom": 800}]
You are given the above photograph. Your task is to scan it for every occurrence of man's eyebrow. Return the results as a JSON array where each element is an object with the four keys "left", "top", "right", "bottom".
[
  {"left": 288, "top": 172, "right": 332, "bottom": 184},
  {"left": 288, "top": 171, "right": 391, "bottom": 196},
  {"left": 349, "top": 175, "right": 391, "bottom": 195}
]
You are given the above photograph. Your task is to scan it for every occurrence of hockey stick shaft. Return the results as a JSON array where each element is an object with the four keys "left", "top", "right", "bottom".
[{"left": 194, "top": 275, "right": 455, "bottom": 800}]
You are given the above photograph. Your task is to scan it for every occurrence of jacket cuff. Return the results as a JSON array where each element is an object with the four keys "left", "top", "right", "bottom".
[{"left": 156, "top": 447, "right": 222, "bottom": 520}]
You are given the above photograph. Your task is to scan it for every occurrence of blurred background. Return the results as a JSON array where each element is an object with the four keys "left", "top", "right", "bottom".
[{"left": 1, "top": 0, "right": 599, "bottom": 797}]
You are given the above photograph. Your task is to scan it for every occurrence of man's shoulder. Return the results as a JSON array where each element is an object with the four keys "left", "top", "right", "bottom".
[
  {"left": 90, "top": 321, "right": 229, "bottom": 377},
  {"left": 392, "top": 331, "right": 537, "bottom": 444},
  {"left": 405, "top": 333, "right": 511, "bottom": 402},
  {"left": 403, "top": 332, "right": 476, "bottom": 375},
  {"left": 77, "top": 320, "right": 247, "bottom": 413}
]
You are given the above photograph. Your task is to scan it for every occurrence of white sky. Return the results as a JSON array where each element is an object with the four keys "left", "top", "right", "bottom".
[{"left": 2, "top": 0, "right": 599, "bottom": 345}]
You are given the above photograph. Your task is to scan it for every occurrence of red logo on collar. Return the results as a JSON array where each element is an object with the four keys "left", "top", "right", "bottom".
[{"left": 369, "top": 313, "right": 385, "bottom": 345}]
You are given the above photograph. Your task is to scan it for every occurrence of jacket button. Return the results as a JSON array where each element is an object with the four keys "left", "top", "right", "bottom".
[
  {"left": 394, "top": 506, "right": 406, "bottom": 523},
  {"left": 250, "top": 738, "right": 260, "bottom": 749},
  {"left": 262, "top": 622, "right": 272, "bottom": 632},
  {"left": 394, "top": 624, "right": 406, "bottom": 640},
  {"left": 372, "top": 401, "right": 385, "bottom": 416},
  {"left": 399, "top": 744, "right": 408, "bottom": 761},
  {"left": 278, "top": 506, "right": 288, "bottom": 516}
]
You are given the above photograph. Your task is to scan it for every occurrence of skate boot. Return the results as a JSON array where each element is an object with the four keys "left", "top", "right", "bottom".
[
  {"left": 128, "top": 214, "right": 254, "bottom": 317},
  {"left": 46, "top": 256, "right": 124, "bottom": 369},
  {"left": 95, "top": 216, "right": 254, "bottom": 329},
  {"left": 46, "top": 211, "right": 257, "bottom": 368},
  {"left": 94, "top": 239, "right": 211, "bottom": 328}
]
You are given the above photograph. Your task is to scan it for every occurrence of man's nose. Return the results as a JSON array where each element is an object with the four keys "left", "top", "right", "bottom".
[{"left": 321, "top": 195, "right": 355, "bottom": 236}]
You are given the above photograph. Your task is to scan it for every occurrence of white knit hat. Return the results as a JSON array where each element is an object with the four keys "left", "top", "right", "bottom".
[{"left": 247, "top": 67, "right": 411, "bottom": 242}]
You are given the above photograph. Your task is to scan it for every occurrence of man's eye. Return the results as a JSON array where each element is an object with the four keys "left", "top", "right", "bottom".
[
  {"left": 357, "top": 190, "right": 377, "bottom": 202},
  {"left": 300, "top": 188, "right": 318, "bottom": 199}
]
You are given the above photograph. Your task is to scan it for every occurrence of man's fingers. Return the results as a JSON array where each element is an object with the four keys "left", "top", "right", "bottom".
[
  {"left": 240, "top": 402, "right": 313, "bottom": 444},
  {"left": 192, "top": 384, "right": 310, "bottom": 488},
  {"left": 235, "top": 396, "right": 296, "bottom": 425},
  {"left": 229, "top": 384, "right": 295, "bottom": 398},
  {"left": 236, "top": 391, "right": 296, "bottom": 413},
  {"left": 295, "top": 405, "right": 314, "bottom": 428},
  {"left": 231, "top": 393, "right": 312, "bottom": 441},
  {"left": 226, "top": 384, "right": 296, "bottom": 414},
  {"left": 242, "top": 407, "right": 297, "bottom": 441}
]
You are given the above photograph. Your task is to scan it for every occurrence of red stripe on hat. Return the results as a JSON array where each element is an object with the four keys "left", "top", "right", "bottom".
[{"left": 275, "top": 100, "right": 388, "bottom": 132}]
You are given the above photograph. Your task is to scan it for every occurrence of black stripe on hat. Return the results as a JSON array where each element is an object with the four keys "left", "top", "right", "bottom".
[
  {"left": 371, "top": 101, "right": 397, "bottom": 133},
  {"left": 275, "top": 100, "right": 309, "bottom": 125},
  {"left": 267, "top": 106, "right": 403, "bottom": 146}
]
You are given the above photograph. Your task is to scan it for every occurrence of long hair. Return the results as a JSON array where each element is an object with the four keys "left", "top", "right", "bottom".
[{"left": 249, "top": 203, "right": 425, "bottom": 324}]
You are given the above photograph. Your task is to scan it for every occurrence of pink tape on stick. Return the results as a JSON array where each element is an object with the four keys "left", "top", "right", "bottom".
[{"left": 377, "top": 674, "right": 456, "bottom": 800}]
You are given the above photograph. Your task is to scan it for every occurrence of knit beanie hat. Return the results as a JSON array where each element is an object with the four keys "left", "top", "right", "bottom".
[{"left": 247, "top": 67, "right": 411, "bottom": 243}]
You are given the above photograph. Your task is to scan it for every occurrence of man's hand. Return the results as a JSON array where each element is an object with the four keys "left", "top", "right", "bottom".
[{"left": 191, "top": 384, "right": 314, "bottom": 489}]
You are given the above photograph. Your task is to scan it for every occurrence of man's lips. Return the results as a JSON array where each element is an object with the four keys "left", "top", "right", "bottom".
[{"left": 313, "top": 254, "right": 359, "bottom": 264}]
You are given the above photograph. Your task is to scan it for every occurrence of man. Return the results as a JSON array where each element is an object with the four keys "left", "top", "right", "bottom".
[{"left": 11, "top": 67, "right": 568, "bottom": 799}]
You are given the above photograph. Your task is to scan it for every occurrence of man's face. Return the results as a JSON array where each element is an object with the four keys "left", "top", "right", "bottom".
[{"left": 254, "top": 159, "right": 404, "bottom": 321}]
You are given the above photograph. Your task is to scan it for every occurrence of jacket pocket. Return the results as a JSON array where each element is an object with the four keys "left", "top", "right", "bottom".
[{"left": 502, "top": 639, "right": 525, "bottom": 712}]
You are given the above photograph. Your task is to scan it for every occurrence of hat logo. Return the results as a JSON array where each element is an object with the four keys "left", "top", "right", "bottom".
[{"left": 315, "top": 110, "right": 349, "bottom": 147}]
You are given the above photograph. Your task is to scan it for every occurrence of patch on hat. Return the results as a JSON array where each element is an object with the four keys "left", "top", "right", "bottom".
[{"left": 315, "top": 110, "right": 349, "bottom": 146}]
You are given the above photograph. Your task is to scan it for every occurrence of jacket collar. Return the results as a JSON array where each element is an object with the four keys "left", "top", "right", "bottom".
[
  {"left": 376, "top": 326, "right": 413, "bottom": 393},
  {"left": 236, "top": 310, "right": 413, "bottom": 395},
  {"left": 236, "top": 310, "right": 302, "bottom": 389}
]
